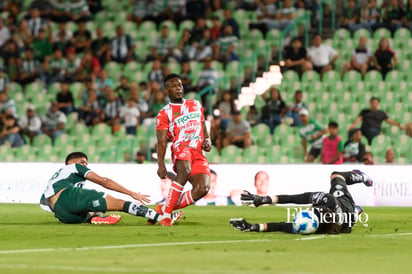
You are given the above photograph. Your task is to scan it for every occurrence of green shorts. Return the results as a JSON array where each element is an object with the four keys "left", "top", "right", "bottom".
[{"left": 53, "top": 186, "right": 108, "bottom": 224}]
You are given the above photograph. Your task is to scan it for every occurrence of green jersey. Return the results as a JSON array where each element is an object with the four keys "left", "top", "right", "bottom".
[
  {"left": 299, "top": 119, "right": 324, "bottom": 149},
  {"left": 40, "top": 163, "right": 91, "bottom": 210}
]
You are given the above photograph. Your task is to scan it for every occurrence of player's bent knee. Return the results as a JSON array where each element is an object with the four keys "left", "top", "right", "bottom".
[{"left": 330, "top": 172, "right": 344, "bottom": 180}]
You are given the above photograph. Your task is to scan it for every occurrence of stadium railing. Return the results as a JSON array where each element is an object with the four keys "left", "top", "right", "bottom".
[{"left": 318, "top": 0, "right": 336, "bottom": 35}]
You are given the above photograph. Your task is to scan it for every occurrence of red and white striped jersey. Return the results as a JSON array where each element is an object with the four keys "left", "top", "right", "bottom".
[{"left": 156, "top": 99, "right": 205, "bottom": 152}]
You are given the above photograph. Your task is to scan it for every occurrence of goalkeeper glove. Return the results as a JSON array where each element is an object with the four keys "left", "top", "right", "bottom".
[{"left": 241, "top": 190, "right": 273, "bottom": 207}]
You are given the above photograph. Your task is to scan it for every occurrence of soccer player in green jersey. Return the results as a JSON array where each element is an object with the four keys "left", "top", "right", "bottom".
[
  {"left": 298, "top": 109, "right": 327, "bottom": 162},
  {"left": 40, "top": 151, "right": 182, "bottom": 225}
]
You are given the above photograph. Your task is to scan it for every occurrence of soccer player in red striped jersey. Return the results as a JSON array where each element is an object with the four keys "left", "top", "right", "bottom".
[{"left": 155, "top": 73, "right": 212, "bottom": 226}]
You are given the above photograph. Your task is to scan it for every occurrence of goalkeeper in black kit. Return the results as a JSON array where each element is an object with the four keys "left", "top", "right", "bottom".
[{"left": 230, "top": 170, "right": 373, "bottom": 234}]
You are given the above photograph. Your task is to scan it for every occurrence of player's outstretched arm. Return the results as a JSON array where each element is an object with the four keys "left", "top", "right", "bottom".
[
  {"left": 156, "top": 129, "right": 168, "bottom": 179},
  {"left": 86, "top": 172, "right": 150, "bottom": 204},
  {"left": 229, "top": 218, "right": 293, "bottom": 233},
  {"left": 240, "top": 190, "right": 274, "bottom": 207},
  {"left": 201, "top": 121, "right": 212, "bottom": 152}
]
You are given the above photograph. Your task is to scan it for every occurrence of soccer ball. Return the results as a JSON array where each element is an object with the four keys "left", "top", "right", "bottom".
[{"left": 292, "top": 209, "right": 319, "bottom": 235}]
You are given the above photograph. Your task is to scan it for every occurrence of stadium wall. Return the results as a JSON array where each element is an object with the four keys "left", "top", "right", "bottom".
[{"left": 0, "top": 163, "right": 411, "bottom": 206}]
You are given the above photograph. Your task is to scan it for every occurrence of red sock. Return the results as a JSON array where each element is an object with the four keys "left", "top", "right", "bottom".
[
  {"left": 174, "top": 191, "right": 195, "bottom": 210},
  {"left": 164, "top": 181, "right": 184, "bottom": 217}
]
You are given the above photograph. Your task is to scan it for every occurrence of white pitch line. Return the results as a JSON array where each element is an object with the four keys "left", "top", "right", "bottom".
[
  {"left": 366, "top": 232, "right": 412, "bottom": 238},
  {"left": 0, "top": 264, "right": 255, "bottom": 274},
  {"left": 295, "top": 235, "right": 327, "bottom": 241},
  {"left": 0, "top": 239, "right": 273, "bottom": 255}
]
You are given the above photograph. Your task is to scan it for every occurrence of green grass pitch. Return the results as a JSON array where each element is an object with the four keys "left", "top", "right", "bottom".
[{"left": 1, "top": 204, "right": 412, "bottom": 274}]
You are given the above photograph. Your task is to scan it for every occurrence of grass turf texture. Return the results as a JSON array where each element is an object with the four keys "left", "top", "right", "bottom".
[{"left": 1, "top": 204, "right": 411, "bottom": 274}]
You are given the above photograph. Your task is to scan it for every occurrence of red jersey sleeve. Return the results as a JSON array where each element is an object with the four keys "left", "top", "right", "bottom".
[{"left": 156, "top": 108, "right": 169, "bottom": 130}]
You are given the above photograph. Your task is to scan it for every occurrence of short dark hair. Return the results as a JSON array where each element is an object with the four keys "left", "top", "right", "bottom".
[
  {"left": 328, "top": 121, "right": 339, "bottom": 128},
  {"left": 65, "top": 152, "right": 88, "bottom": 165},
  {"left": 164, "top": 73, "right": 181, "bottom": 87},
  {"left": 370, "top": 97, "right": 380, "bottom": 103}
]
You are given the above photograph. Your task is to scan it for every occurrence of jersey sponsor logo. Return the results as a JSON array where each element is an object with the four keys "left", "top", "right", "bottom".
[
  {"left": 183, "top": 132, "right": 201, "bottom": 142},
  {"left": 179, "top": 152, "right": 186, "bottom": 158},
  {"left": 173, "top": 111, "right": 181, "bottom": 118},
  {"left": 175, "top": 112, "right": 201, "bottom": 126},
  {"left": 92, "top": 200, "right": 100, "bottom": 208}
]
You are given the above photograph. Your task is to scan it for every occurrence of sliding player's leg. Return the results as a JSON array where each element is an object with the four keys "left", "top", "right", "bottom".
[
  {"left": 230, "top": 218, "right": 293, "bottom": 233},
  {"left": 332, "top": 170, "right": 373, "bottom": 186}
]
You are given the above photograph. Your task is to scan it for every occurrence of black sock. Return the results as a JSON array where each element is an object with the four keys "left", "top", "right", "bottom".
[
  {"left": 277, "top": 192, "right": 314, "bottom": 204},
  {"left": 266, "top": 222, "right": 293, "bottom": 233}
]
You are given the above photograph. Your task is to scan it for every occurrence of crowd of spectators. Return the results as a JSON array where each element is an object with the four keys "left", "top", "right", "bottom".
[{"left": 0, "top": 0, "right": 409, "bottom": 164}]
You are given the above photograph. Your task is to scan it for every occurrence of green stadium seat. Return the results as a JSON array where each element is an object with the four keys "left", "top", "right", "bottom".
[
  {"left": 371, "top": 135, "right": 392, "bottom": 153},
  {"left": 54, "top": 133, "right": 75, "bottom": 148},
  {"left": 364, "top": 70, "right": 383, "bottom": 90},
  {"left": 332, "top": 28, "right": 351, "bottom": 48},
  {"left": 8, "top": 82, "right": 23, "bottom": 93},
  {"left": 179, "top": 20, "right": 195, "bottom": 32},
  {"left": 301, "top": 70, "right": 320, "bottom": 83},
  {"left": 266, "top": 29, "right": 281, "bottom": 56},
  {"left": 91, "top": 123, "right": 112, "bottom": 136},
  {"left": 220, "top": 145, "right": 242, "bottom": 163},
  {"left": 32, "top": 134, "right": 52, "bottom": 147},
  {"left": 394, "top": 28, "right": 411, "bottom": 48},
  {"left": 353, "top": 28, "right": 372, "bottom": 40},
  {"left": 283, "top": 70, "right": 300, "bottom": 83},
  {"left": 123, "top": 62, "right": 142, "bottom": 79},
  {"left": 70, "top": 123, "right": 90, "bottom": 135},
  {"left": 373, "top": 28, "right": 391, "bottom": 41},
  {"left": 343, "top": 70, "right": 362, "bottom": 83},
  {"left": 251, "top": 123, "right": 271, "bottom": 146},
  {"left": 104, "top": 62, "right": 123, "bottom": 80},
  {"left": 322, "top": 70, "right": 341, "bottom": 86},
  {"left": 385, "top": 70, "right": 405, "bottom": 89}
]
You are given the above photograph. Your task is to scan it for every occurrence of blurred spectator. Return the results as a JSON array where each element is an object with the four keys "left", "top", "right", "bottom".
[
  {"left": 71, "top": 21, "right": 92, "bottom": 54},
  {"left": 146, "top": 88, "right": 166, "bottom": 120},
  {"left": 65, "top": 47, "right": 80, "bottom": 82},
  {"left": 145, "top": 0, "right": 168, "bottom": 27},
  {"left": 273, "top": 0, "right": 296, "bottom": 30},
  {"left": 128, "top": 81, "right": 149, "bottom": 116},
  {"left": 385, "top": 148, "right": 396, "bottom": 163},
  {"left": 307, "top": 34, "right": 339, "bottom": 78},
  {"left": 50, "top": 0, "right": 72, "bottom": 23},
  {"left": 147, "top": 25, "right": 176, "bottom": 63},
  {"left": 363, "top": 151, "right": 374, "bottom": 165},
  {"left": 76, "top": 50, "right": 100, "bottom": 81},
  {"left": 52, "top": 23, "right": 72, "bottom": 51},
  {"left": 254, "top": 170, "right": 270, "bottom": 196},
  {"left": 287, "top": 90, "right": 307, "bottom": 127},
  {"left": 164, "top": 0, "right": 186, "bottom": 25},
  {"left": 339, "top": 0, "right": 361, "bottom": 33},
  {"left": 190, "top": 29, "right": 214, "bottom": 61},
  {"left": 180, "top": 61, "right": 194, "bottom": 92},
  {"left": 27, "top": 8, "right": 47, "bottom": 36},
  {"left": 33, "top": 28, "right": 52, "bottom": 62},
  {"left": 217, "top": 90, "right": 236, "bottom": 128},
  {"left": 135, "top": 150, "right": 147, "bottom": 164},
  {"left": 402, "top": 0, "right": 412, "bottom": 31},
  {"left": 343, "top": 128, "right": 366, "bottom": 163},
  {"left": 237, "top": 0, "right": 258, "bottom": 11},
  {"left": 91, "top": 27, "right": 110, "bottom": 66},
  {"left": 196, "top": 57, "right": 219, "bottom": 107},
  {"left": 0, "top": 89, "right": 16, "bottom": 117},
  {"left": 213, "top": 25, "right": 239, "bottom": 66},
  {"left": 109, "top": 25, "right": 136, "bottom": 64},
  {"left": 249, "top": 0, "right": 277, "bottom": 37},
  {"left": 18, "top": 48, "right": 41, "bottom": 86},
  {"left": 175, "top": 28, "right": 192, "bottom": 62},
  {"left": 0, "top": 19, "right": 11, "bottom": 50},
  {"left": 371, "top": 37, "right": 397, "bottom": 79},
  {"left": 294, "top": 0, "right": 319, "bottom": 25},
  {"left": 95, "top": 69, "right": 113, "bottom": 94},
  {"left": 100, "top": 89, "right": 121, "bottom": 130},
  {"left": 190, "top": 17, "right": 208, "bottom": 45},
  {"left": 210, "top": 16, "right": 222, "bottom": 40},
  {"left": 359, "top": 0, "right": 380, "bottom": 35},
  {"left": 86, "top": 0, "right": 102, "bottom": 14},
  {"left": 260, "top": 87, "right": 287, "bottom": 134},
  {"left": 12, "top": 20, "right": 33, "bottom": 51},
  {"left": 2, "top": 40, "right": 20, "bottom": 68},
  {"left": 19, "top": 105, "right": 42, "bottom": 145},
  {"left": 210, "top": 113, "right": 225, "bottom": 153},
  {"left": 349, "top": 97, "right": 403, "bottom": 145},
  {"left": 78, "top": 89, "right": 100, "bottom": 126},
  {"left": 42, "top": 48, "right": 67, "bottom": 85},
  {"left": 115, "top": 75, "right": 130, "bottom": 102},
  {"left": 377, "top": 0, "right": 403, "bottom": 33},
  {"left": 342, "top": 36, "right": 372, "bottom": 79},
  {"left": 6, "top": 56, "right": 19, "bottom": 83},
  {"left": 127, "top": 0, "right": 149, "bottom": 26},
  {"left": 223, "top": 110, "right": 252, "bottom": 149},
  {"left": 0, "top": 69, "right": 9, "bottom": 94},
  {"left": 41, "top": 101, "right": 66, "bottom": 142},
  {"left": 186, "top": 0, "right": 208, "bottom": 21},
  {"left": 284, "top": 37, "right": 311, "bottom": 76},
  {"left": 246, "top": 105, "right": 260, "bottom": 127},
  {"left": 320, "top": 121, "right": 344, "bottom": 165},
  {"left": 56, "top": 81, "right": 75, "bottom": 115},
  {"left": 119, "top": 97, "right": 140, "bottom": 135},
  {"left": 147, "top": 59, "right": 164, "bottom": 87},
  {"left": 298, "top": 108, "right": 327, "bottom": 163},
  {"left": 69, "top": 0, "right": 92, "bottom": 22},
  {"left": 222, "top": 9, "right": 240, "bottom": 38},
  {"left": 0, "top": 114, "right": 24, "bottom": 147}
]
